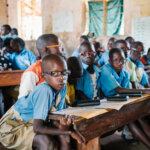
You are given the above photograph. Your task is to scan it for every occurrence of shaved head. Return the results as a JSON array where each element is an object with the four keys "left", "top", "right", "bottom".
[{"left": 42, "top": 54, "right": 66, "bottom": 72}]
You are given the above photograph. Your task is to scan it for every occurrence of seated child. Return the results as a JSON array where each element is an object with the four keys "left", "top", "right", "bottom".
[
  {"left": 98, "top": 37, "right": 116, "bottom": 66},
  {"left": 100, "top": 48, "right": 150, "bottom": 96},
  {"left": 125, "top": 36, "right": 135, "bottom": 50},
  {"left": 140, "top": 48, "right": 150, "bottom": 65},
  {"left": 10, "top": 28, "right": 18, "bottom": 39},
  {"left": 18, "top": 34, "right": 64, "bottom": 98},
  {"left": 66, "top": 57, "right": 83, "bottom": 106},
  {"left": 6, "top": 37, "right": 37, "bottom": 70},
  {"left": 127, "top": 42, "right": 149, "bottom": 88},
  {"left": 75, "top": 42, "right": 101, "bottom": 100},
  {"left": 0, "top": 54, "right": 82, "bottom": 150},
  {"left": 0, "top": 24, "right": 11, "bottom": 41},
  {"left": 114, "top": 39, "right": 137, "bottom": 89}
]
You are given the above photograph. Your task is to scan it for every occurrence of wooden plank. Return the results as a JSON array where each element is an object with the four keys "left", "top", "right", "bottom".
[
  {"left": 0, "top": 70, "right": 24, "bottom": 87},
  {"left": 73, "top": 95, "right": 150, "bottom": 142},
  {"left": 77, "top": 137, "right": 100, "bottom": 150}
]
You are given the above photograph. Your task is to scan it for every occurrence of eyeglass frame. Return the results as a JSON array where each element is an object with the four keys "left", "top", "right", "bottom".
[{"left": 43, "top": 70, "right": 71, "bottom": 77}]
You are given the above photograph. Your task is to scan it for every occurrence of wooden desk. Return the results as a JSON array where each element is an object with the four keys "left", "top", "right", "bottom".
[
  {"left": 48, "top": 95, "right": 150, "bottom": 150},
  {"left": 0, "top": 70, "right": 24, "bottom": 87}
]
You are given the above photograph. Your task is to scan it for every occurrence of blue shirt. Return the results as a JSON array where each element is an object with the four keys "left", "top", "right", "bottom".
[
  {"left": 75, "top": 65, "right": 101, "bottom": 99},
  {"left": 72, "top": 49, "right": 79, "bottom": 57},
  {"left": 127, "top": 57, "right": 149, "bottom": 86},
  {"left": 2, "top": 34, "right": 10, "bottom": 41},
  {"left": 100, "top": 63, "right": 130, "bottom": 96},
  {"left": 98, "top": 51, "right": 109, "bottom": 66},
  {"left": 14, "top": 82, "right": 67, "bottom": 122},
  {"left": 7, "top": 48, "right": 37, "bottom": 70}
]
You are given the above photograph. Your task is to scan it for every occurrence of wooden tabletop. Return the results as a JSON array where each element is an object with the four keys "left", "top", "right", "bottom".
[
  {"left": 48, "top": 95, "right": 150, "bottom": 142},
  {"left": 0, "top": 70, "right": 24, "bottom": 87}
]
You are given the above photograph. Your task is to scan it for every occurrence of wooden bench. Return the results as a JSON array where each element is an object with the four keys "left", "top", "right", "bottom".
[
  {"left": 0, "top": 70, "right": 24, "bottom": 87},
  {"left": 48, "top": 95, "right": 150, "bottom": 150}
]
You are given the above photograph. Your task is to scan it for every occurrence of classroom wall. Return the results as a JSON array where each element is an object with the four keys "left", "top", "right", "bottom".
[
  {"left": 0, "top": 0, "right": 8, "bottom": 26},
  {"left": 41, "top": 0, "right": 86, "bottom": 56},
  {"left": 124, "top": 0, "right": 150, "bottom": 35}
]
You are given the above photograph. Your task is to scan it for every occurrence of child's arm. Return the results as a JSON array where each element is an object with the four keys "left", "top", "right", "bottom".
[{"left": 33, "top": 118, "right": 83, "bottom": 144}]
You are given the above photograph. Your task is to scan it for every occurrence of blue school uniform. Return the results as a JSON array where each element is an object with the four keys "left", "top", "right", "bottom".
[
  {"left": 100, "top": 63, "right": 130, "bottom": 96},
  {"left": 7, "top": 47, "right": 37, "bottom": 70},
  {"left": 72, "top": 49, "right": 79, "bottom": 57},
  {"left": 14, "top": 82, "right": 67, "bottom": 122},
  {"left": 75, "top": 64, "right": 101, "bottom": 99},
  {"left": 127, "top": 57, "right": 149, "bottom": 86},
  {"left": 98, "top": 51, "right": 109, "bottom": 66},
  {"left": 2, "top": 34, "right": 10, "bottom": 41}
]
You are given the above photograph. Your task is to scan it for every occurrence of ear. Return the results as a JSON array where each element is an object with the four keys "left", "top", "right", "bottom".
[
  {"left": 41, "top": 72, "right": 45, "bottom": 79},
  {"left": 109, "top": 59, "right": 112, "bottom": 65},
  {"left": 42, "top": 47, "right": 47, "bottom": 53}
]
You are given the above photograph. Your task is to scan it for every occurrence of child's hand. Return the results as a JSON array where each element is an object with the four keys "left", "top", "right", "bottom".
[
  {"left": 70, "top": 131, "right": 84, "bottom": 144},
  {"left": 53, "top": 116, "right": 72, "bottom": 131}
]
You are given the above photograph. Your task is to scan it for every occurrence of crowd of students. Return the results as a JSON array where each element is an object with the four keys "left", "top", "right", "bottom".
[{"left": 0, "top": 24, "right": 150, "bottom": 150}]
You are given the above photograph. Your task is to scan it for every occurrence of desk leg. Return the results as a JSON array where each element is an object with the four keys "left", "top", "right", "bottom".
[{"left": 77, "top": 137, "right": 100, "bottom": 150}]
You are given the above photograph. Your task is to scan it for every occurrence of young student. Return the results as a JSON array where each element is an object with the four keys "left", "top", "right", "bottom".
[
  {"left": 6, "top": 37, "right": 37, "bottom": 70},
  {"left": 140, "top": 48, "right": 150, "bottom": 65},
  {"left": 75, "top": 42, "right": 101, "bottom": 100},
  {"left": 18, "top": 34, "right": 64, "bottom": 98},
  {"left": 98, "top": 37, "right": 116, "bottom": 66},
  {"left": 0, "top": 54, "right": 82, "bottom": 150},
  {"left": 114, "top": 39, "right": 137, "bottom": 89},
  {"left": 0, "top": 24, "right": 11, "bottom": 41},
  {"left": 125, "top": 36, "right": 134, "bottom": 50},
  {"left": 127, "top": 42, "right": 149, "bottom": 88},
  {"left": 100, "top": 48, "right": 150, "bottom": 97},
  {"left": 72, "top": 35, "right": 89, "bottom": 57},
  {"left": 10, "top": 28, "right": 18, "bottom": 39},
  {"left": 66, "top": 57, "right": 83, "bottom": 106}
]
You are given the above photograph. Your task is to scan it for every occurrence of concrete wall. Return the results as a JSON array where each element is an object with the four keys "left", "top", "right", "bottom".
[
  {"left": 41, "top": 0, "right": 85, "bottom": 56},
  {"left": 0, "top": 0, "right": 8, "bottom": 26}
]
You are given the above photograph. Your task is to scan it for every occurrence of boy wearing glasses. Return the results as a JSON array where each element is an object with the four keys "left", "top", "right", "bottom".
[
  {"left": 75, "top": 42, "right": 101, "bottom": 100},
  {"left": 100, "top": 48, "right": 150, "bottom": 96},
  {"left": 0, "top": 54, "right": 82, "bottom": 150},
  {"left": 18, "top": 34, "right": 64, "bottom": 98}
]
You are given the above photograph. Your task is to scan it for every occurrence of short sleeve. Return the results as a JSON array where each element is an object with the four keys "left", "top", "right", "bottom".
[
  {"left": 140, "top": 71, "right": 149, "bottom": 86},
  {"left": 32, "top": 84, "right": 53, "bottom": 120},
  {"left": 122, "top": 72, "right": 130, "bottom": 88}
]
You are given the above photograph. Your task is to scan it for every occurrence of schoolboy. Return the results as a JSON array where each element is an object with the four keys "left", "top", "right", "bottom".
[
  {"left": 125, "top": 36, "right": 134, "bottom": 50},
  {"left": 18, "top": 34, "right": 63, "bottom": 98},
  {"left": 0, "top": 54, "right": 82, "bottom": 150},
  {"left": 0, "top": 24, "right": 11, "bottom": 41},
  {"left": 10, "top": 28, "right": 18, "bottom": 38},
  {"left": 98, "top": 37, "right": 116, "bottom": 66},
  {"left": 100, "top": 48, "right": 150, "bottom": 97},
  {"left": 6, "top": 37, "right": 36, "bottom": 70},
  {"left": 140, "top": 48, "right": 150, "bottom": 65},
  {"left": 114, "top": 39, "right": 137, "bottom": 88},
  {"left": 127, "top": 42, "right": 149, "bottom": 88},
  {"left": 66, "top": 56, "right": 83, "bottom": 105},
  {"left": 75, "top": 42, "right": 101, "bottom": 100}
]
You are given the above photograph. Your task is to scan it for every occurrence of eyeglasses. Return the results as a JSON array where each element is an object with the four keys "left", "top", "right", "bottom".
[
  {"left": 112, "top": 59, "right": 125, "bottom": 64},
  {"left": 43, "top": 70, "right": 71, "bottom": 77},
  {"left": 79, "top": 50, "right": 96, "bottom": 56},
  {"left": 46, "top": 45, "right": 61, "bottom": 48}
]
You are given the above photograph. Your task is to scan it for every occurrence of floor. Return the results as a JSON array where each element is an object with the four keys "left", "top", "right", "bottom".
[
  {"left": 101, "top": 131, "right": 149, "bottom": 150},
  {"left": 0, "top": 132, "right": 149, "bottom": 150}
]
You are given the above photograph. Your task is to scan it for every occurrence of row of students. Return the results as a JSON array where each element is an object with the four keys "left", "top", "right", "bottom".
[{"left": 0, "top": 33, "right": 150, "bottom": 149}]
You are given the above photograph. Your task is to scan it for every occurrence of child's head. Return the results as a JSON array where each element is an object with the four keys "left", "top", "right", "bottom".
[
  {"left": 79, "top": 35, "right": 89, "bottom": 45},
  {"left": 67, "top": 57, "right": 83, "bottom": 85},
  {"left": 1, "top": 24, "right": 11, "bottom": 36},
  {"left": 109, "top": 48, "right": 125, "bottom": 73},
  {"left": 125, "top": 36, "right": 134, "bottom": 47},
  {"left": 79, "top": 41, "right": 96, "bottom": 65},
  {"left": 41, "top": 54, "right": 70, "bottom": 91},
  {"left": 3, "top": 37, "right": 13, "bottom": 53},
  {"left": 107, "top": 37, "right": 116, "bottom": 51},
  {"left": 147, "top": 48, "right": 150, "bottom": 61},
  {"left": 130, "top": 41, "right": 144, "bottom": 61},
  {"left": 10, "top": 38, "right": 25, "bottom": 54},
  {"left": 10, "top": 28, "right": 18, "bottom": 36},
  {"left": 114, "top": 39, "right": 129, "bottom": 58},
  {"left": 36, "top": 34, "right": 63, "bottom": 59}
]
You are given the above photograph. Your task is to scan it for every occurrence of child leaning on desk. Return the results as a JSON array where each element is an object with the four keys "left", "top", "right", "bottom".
[{"left": 0, "top": 54, "right": 82, "bottom": 150}]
